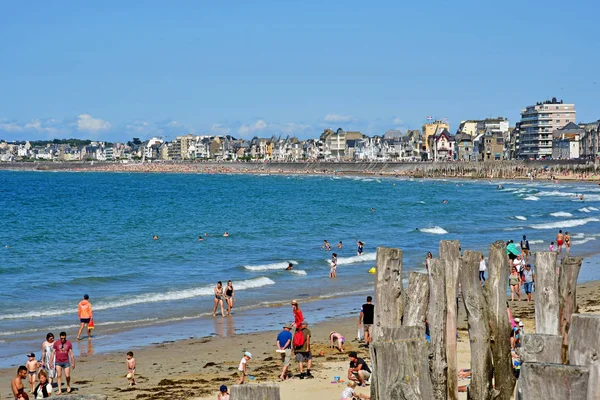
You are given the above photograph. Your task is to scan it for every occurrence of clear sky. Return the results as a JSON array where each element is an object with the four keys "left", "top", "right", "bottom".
[{"left": 1, "top": 0, "right": 598, "bottom": 142}]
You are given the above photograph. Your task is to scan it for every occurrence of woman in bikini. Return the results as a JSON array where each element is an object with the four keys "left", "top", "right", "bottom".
[
  {"left": 565, "top": 231, "right": 571, "bottom": 253},
  {"left": 213, "top": 281, "right": 225, "bottom": 317},
  {"left": 509, "top": 267, "right": 521, "bottom": 301},
  {"left": 329, "top": 331, "right": 345, "bottom": 352},
  {"left": 224, "top": 280, "right": 235, "bottom": 315}
]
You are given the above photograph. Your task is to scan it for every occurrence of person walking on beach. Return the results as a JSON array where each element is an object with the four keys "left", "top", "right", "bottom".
[
  {"left": 50, "top": 332, "right": 75, "bottom": 394},
  {"left": 41, "top": 333, "right": 56, "bottom": 385},
  {"left": 523, "top": 264, "right": 535, "bottom": 302},
  {"left": 509, "top": 267, "right": 521, "bottom": 302},
  {"left": 224, "top": 280, "right": 235, "bottom": 315},
  {"left": 479, "top": 255, "right": 487, "bottom": 285},
  {"left": 520, "top": 235, "right": 530, "bottom": 262},
  {"left": 77, "top": 294, "right": 93, "bottom": 340},
  {"left": 25, "top": 353, "right": 39, "bottom": 393},
  {"left": 330, "top": 253, "right": 338, "bottom": 278},
  {"left": 557, "top": 230, "right": 564, "bottom": 253},
  {"left": 565, "top": 231, "right": 571, "bottom": 253},
  {"left": 291, "top": 300, "right": 304, "bottom": 329},
  {"left": 213, "top": 281, "right": 225, "bottom": 317},
  {"left": 276, "top": 324, "right": 293, "bottom": 380},
  {"left": 126, "top": 351, "right": 136, "bottom": 387},
  {"left": 11, "top": 366, "right": 27, "bottom": 399},
  {"left": 359, "top": 296, "right": 374, "bottom": 346},
  {"left": 294, "top": 321, "right": 313, "bottom": 379},
  {"left": 236, "top": 352, "right": 252, "bottom": 384},
  {"left": 348, "top": 351, "right": 371, "bottom": 387}
]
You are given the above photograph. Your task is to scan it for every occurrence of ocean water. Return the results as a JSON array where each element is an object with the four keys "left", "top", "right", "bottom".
[{"left": 1, "top": 171, "right": 600, "bottom": 367}]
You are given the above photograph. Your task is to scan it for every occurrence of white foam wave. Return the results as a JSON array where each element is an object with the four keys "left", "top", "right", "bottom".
[
  {"left": 0, "top": 277, "right": 276, "bottom": 321},
  {"left": 528, "top": 240, "right": 544, "bottom": 244},
  {"left": 524, "top": 196, "right": 539, "bottom": 201},
  {"left": 515, "top": 216, "right": 527, "bottom": 221},
  {"left": 579, "top": 208, "right": 591, "bottom": 213},
  {"left": 550, "top": 212, "right": 573, "bottom": 217},
  {"left": 333, "top": 252, "right": 377, "bottom": 265},
  {"left": 572, "top": 237, "right": 596, "bottom": 246},
  {"left": 589, "top": 207, "right": 599, "bottom": 211},
  {"left": 290, "top": 269, "right": 307, "bottom": 276},
  {"left": 504, "top": 227, "right": 523, "bottom": 231},
  {"left": 244, "top": 260, "right": 298, "bottom": 271},
  {"left": 537, "top": 191, "right": 575, "bottom": 197},
  {"left": 420, "top": 226, "right": 448, "bottom": 234},
  {"left": 529, "top": 217, "right": 600, "bottom": 230}
]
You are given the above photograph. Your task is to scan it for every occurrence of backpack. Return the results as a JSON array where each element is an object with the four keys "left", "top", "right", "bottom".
[{"left": 293, "top": 330, "right": 305, "bottom": 348}]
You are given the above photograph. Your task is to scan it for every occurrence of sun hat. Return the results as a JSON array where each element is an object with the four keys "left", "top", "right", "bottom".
[
  {"left": 291, "top": 300, "right": 298, "bottom": 305},
  {"left": 519, "top": 322, "right": 524, "bottom": 327},
  {"left": 244, "top": 351, "right": 252, "bottom": 359}
]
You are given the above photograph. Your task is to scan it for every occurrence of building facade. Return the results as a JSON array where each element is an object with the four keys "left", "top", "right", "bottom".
[{"left": 422, "top": 120, "right": 450, "bottom": 157}]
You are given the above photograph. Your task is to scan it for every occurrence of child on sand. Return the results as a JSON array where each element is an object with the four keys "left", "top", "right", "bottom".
[
  {"left": 237, "top": 352, "right": 252, "bottom": 384},
  {"left": 126, "top": 351, "right": 136, "bottom": 387},
  {"left": 218, "top": 384, "right": 229, "bottom": 400},
  {"left": 341, "top": 381, "right": 356, "bottom": 400},
  {"left": 330, "top": 253, "right": 337, "bottom": 278},
  {"left": 25, "top": 353, "right": 39, "bottom": 393}
]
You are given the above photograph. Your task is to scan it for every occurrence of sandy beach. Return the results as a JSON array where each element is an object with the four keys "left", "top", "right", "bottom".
[{"left": 3, "top": 278, "right": 600, "bottom": 400}]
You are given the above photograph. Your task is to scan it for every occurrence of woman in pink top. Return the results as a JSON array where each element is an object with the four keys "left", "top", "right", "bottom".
[{"left": 329, "top": 331, "right": 345, "bottom": 352}]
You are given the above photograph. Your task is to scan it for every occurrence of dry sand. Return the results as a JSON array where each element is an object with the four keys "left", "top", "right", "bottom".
[{"left": 3, "top": 281, "right": 600, "bottom": 400}]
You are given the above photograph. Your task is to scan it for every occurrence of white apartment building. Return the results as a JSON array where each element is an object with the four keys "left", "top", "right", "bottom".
[{"left": 519, "top": 98, "right": 576, "bottom": 159}]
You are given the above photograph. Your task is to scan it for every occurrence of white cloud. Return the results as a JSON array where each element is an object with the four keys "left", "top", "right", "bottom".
[
  {"left": 324, "top": 114, "right": 354, "bottom": 123},
  {"left": 393, "top": 117, "right": 403, "bottom": 125},
  {"left": 238, "top": 119, "right": 268, "bottom": 136},
  {"left": 0, "top": 121, "right": 24, "bottom": 132},
  {"left": 210, "top": 123, "right": 231, "bottom": 135},
  {"left": 76, "top": 113, "right": 111, "bottom": 132}
]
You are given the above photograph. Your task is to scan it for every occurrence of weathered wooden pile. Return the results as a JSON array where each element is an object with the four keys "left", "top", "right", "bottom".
[{"left": 227, "top": 240, "right": 599, "bottom": 400}]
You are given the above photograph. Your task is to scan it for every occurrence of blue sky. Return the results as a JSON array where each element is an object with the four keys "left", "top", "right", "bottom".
[{"left": 1, "top": 0, "right": 598, "bottom": 142}]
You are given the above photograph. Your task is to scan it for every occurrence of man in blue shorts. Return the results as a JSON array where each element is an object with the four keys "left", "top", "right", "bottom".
[{"left": 523, "top": 264, "right": 535, "bottom": 302}]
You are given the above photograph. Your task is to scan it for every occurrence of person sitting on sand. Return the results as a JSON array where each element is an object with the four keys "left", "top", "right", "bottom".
[
  {"left": 340, "top": 381, "right": 357, "bottom": 400},
  {"left": 218, "top": 384, "right": 229, "bottom": 400},
  {"left": 33, "top": 370, "right": 52, "bottom": 399},
  {"left": 329, "top": 332, "right": 345, "bottom": 352}
]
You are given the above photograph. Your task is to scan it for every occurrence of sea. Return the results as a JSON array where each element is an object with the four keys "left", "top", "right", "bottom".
[{"left": 1, "top": 171, "right": 600, "bottom": 368}]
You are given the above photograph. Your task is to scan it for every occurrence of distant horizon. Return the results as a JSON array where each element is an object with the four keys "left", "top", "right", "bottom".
[{"left": 1, "top": 1, "right": 598, "bottom": 142}]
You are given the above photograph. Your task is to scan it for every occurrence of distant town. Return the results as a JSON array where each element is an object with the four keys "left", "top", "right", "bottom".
[{"left": 2, "top": 98, "right": 599, "bottom": 163}]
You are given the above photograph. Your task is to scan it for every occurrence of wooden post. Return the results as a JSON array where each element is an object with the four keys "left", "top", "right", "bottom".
[
  {"left": 558, "top": 256, "right": 583, "bottom": 364},
  {"left": 534, "top": 251, "right": 559, "bottom": 335},
  {"left": 518, "top": 363, "right": 589, "bottom": 400},
  {"left": 568, "top": 314, "right": 600, "bottom": 367},
  {"left": 427, "top": 258, "right": 447, "bottom": 400},
  {"left": 230, "top": 383, "right": 281, "bottom": 400},
  {"left": 485, "top": 240, "right": 516, "bottom": 399},
  {"left": 373, "top": 247, "right": 403, "bottom": 341},
  {"left": 587, "top": 361, "right": 600, "bottom": 400},
  {"left": 371, "top": 339, "right": 434, "bottom": 399},
  {"left": 440, "top": 240, "right": 460, "bottom": 400},
  {"left": 403, "top": 272, "right": 429, "bottom": 330},
  {"left": 459, "top": 250, "right": 493, "bottom": 400},
  {"left": 520, "top": 334, "right": 563, "bottom": 363}
]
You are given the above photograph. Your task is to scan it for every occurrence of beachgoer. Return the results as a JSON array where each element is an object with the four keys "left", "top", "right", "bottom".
[
  {"left": 356, "top": 240, "right": 364, "bottom": 256},
  {"left": 77, "top": 294, "right": 93, "bottom": 340},
  {"left": 204, "top": 233, "right": 209, "bottom": 237},
  {"left": 11, "top": 366, "right": 27, "bottom": 399},
  {"left": 337, "top": 241, "right": 343, "bottom": 249},
  {"left": 557, "top": 230, "right": 564, "bottom": 253},
  {"left": 237, "top": 352, "right": 252, "bottom": 384},
  {"left": 348, "top": 351, "right": 371, "bottom": 387},
  {"left": 341, "top": 381, "right": 357, "bottom": 400},
  {"left": 25, "top": 353, "right": 39, "bottom": 393},
  {"left": 126, "top": 351, "right": 136, "bottom": 387},
  {"left": 565, "top": 231, "right": 571, "bottom": 253},
  {"left": 152, "top": 235, "right": 158, "bottom": 240},
  {"left": 224, "top": 280, "right": 235, "bottom": 315},
  {"left": 479, "top": 255, "right": 487, "bottom": 285},
  {"left": 223, "top": 232, "right": 229, "bottom": 237},
  {"left": 41, "top": 333, "right": 56, "bottom": 384},
  {"left": 370, "top": 207, "right": 375, "bottom": 212},
  {"left": 213, "top": 281, "right": 225, "bottom": 317},
  {"left": 330, "top": 253, "right": 338, "bottom": 278},
  {"left": 294, "top": 320, "right": 313, "bottom": 379},
  {"left": 520, "top": 235, "right": 530, "bottom": 262},
  {"left": 33, "top": 370, "right": 52, "bottom": 399},
  {"left": 509, "top": 267, "right": 521, "bottom": 301},
  {"left": 291, "top": 300, "right": 304, "bottom": 329},
  {"left": 322, "top": 240, "right": 331, "bottom": 251},
  {"left": 523, "top": 265, "right": 535, "bottom": 302},
  {"left": 329, "top": 331, "right": 345, "bottom": 352},
  {"left": 285, "top": 262, "right": 293, "bottom": 271},
  {"left": 276, "top": 324, "right": 293, "bottom": 380},
  {"left": 198, "top": 236, "right": 204, "bottom": 241},
  {"left": 359, "top": 296, "right": 374, "bottom": 345},
  {"left": 50, "top": 332, "right": 75, "bottom": 394},
  {"left": 549, "top": 242, "right": 555, "bottom": 252},
  {"left": 218, "top": 384, "right": 229, "bottom": 400},
  {"left": 506, "top": 241, "right": 520, "bottom": 260},
  {"left": 425, "top": 252, "right": 433, "bottom": 271},
  {"left": 442, "top": 200, "right": 448, "bottom": 204}
]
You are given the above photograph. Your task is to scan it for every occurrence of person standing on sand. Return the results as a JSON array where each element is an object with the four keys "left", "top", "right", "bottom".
[
  {"left": 11, "top": 366, "right": 27, "bottom": 399},
  {"left": 276, "top": 324, "right": 293, "bottom": 380},
  {"left": 291, "top": 300, "right": 304, "bottom": 329},
  {"left": 224, "top": 280, "right": 235, "bottom": 315},
  {"left": 25, "top": 353, "right": 39, "bottom": 393},
  {"left": 77, "top": 294, "right": 93, "bottom": 340},
  {"left": 557, "top": 230, "right": 564, "bottom": 253},
  {"left": 523, "top": 264, "right": 535, "bottom": 302},
  {"left": 213, "top": 281, "right": 225, "bottom": 317},
  {"left": 509, "top": 267, "right": 521, "bottom": 301},
  {"left": 479, "top": 255, "right": 487, "bottom": 285},
  {"left": 41, "top": 333, "right": 56, "bottom": 385},
  {"left": 294, "top": 321, "right": 313, "bottom": 379},
  {"left": 520, "top": 235, "right": 530, "bottom": 262},
  {"left": 50, "top": 332, "right": 75, "bottom": 395},
  {"left": 359, "top": 296, "right": 374, "bottom": 346},
  {"left": 425, "top": 252, "right": 433, "bottom": 271},
  {"left": 330, "top": 253, "right": 338, "bottom": 278},
  {"left": 565, "top": 231, "right": 571, "bottom": 253}
]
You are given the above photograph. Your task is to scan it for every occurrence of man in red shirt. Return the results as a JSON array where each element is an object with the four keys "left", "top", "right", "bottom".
[{"left": 50, "top": 332, "right": 76, "bottom": 394}]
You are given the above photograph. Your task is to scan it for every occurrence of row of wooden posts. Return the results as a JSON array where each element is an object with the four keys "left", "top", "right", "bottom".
[{"left": 224, "top": 240, "right": 599, "bottom": 399}]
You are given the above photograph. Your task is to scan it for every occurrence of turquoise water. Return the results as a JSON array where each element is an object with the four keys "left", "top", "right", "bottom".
[{"left": 1, "top": 171, "right": 600, "bottom": 367}]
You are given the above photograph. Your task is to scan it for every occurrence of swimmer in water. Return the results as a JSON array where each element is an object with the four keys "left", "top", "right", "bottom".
[
  {"left": 286, "top": 262, "right": 293, "bottom": 270},
  {"left": 153, "top": 235, "right": 159, "bottom": 240},
  {"left": 356, "top": 240, "right": 364, "bottom": 256},
  {"left": 370, "top": 208, "right": 375, "bottom": 212},
  {"left": 322, "top": 240, "right": 331, "bottom": 251},
  {"left": 204, "top": 233, "right": 209, "bottom": 237},
  {"left": 442, "top": 200, "right": 448, "bottom": 204},
  {"left": 337, "top": 241, "right": 343, "bottom": 249},
  {"left": 198, "top": 236, "right": 204, "bottom": 241},
  {"left": 223, "top": 232, "right": 229, "bottom": 237}
]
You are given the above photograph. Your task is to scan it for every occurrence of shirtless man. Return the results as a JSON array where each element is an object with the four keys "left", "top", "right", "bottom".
[
  {"left": 565, "top": 231, "right": 571, "bottom": 253},
  {"left": 11, "top": 366, "right": 27, "bottom": 399},
  {"left": 556, "top": 230, "right": 564, "bottom": 253}
]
